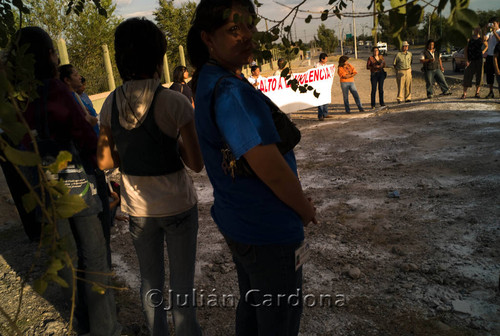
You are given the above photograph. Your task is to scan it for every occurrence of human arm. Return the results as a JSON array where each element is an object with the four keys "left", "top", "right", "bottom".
[
  {"left": 97, "top": 125, "right": 120, "bottom": 170},
  {"left": 494, "top": 45, "right": 500, "bottom": 75},
  {"left": 243, "top": 144, "right": 316, "bottom": 225},
  {"left": 178, "top": 119, "right": 204, "bottom": 173},
  {"left": 464, "top": 41, "right": 469, "bottom": 66},
  {"left": 439, "top": 54, "right": 444, "bottom": 71}
]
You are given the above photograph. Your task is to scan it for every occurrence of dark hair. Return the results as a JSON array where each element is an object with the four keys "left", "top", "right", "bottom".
[
  {"left": 58, "top": 64, "right": 74, "bottom": 82},
  {"left": 488, "top": 17, "right": 498, "bottom": 24},
  {"left": 277, "top": 58, "right": 286, "bottom": 69},
  {"left": 319, "top": 53, "right": 327, "bottom": 61},
  {"left": 339, "top": 55, "right": 349, "bottom": 66},
  {"left": 9, "top": 27, "right": 57, "bottom": 81},
  {"left": 371, "top": 46, "right": 379, "bottom": 52},
  {"left": 173, "top": 65, "right": 187, "bottom": 83},
  {"left": 114, "top": 18, "right": 166, "bottom": 81},
  {"left": 250, "top": 65, "right": 260, "bottom": 73},
  {"left": 187, "top": 0, "right": 255, "bottom": 92},
  {"left": 81, "top": 76, "right": 86, "bottom": 84},
  {"left": 426, "top": 39, "right": 435, "bottom": 49}
]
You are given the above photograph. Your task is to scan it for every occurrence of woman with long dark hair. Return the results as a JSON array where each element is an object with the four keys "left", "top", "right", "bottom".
[
  {"left": 7, "top": 26, "right": 121, "bottom": 336},
  {"left": 366, "top": 46, "right": 386, "bottom": 108},
  {"left": 97, "top": 18, "right": 203, "bottom": 336},
  {"left": 170, "top": 65, "right": 194, "bottom": 106},
  {"left": 187, "top": 1, "right": 316, "bottom": 334}
]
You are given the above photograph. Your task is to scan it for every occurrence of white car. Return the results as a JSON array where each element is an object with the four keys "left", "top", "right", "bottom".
[{"left": 376, "top": 42, "right": 387, "bottom": 55}]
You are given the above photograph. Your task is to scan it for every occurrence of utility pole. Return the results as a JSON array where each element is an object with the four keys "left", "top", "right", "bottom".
[
  {"left": 353, "top": 0, "right": 357, "bottom": 59},
  {"left": 373, "top": 0, "right": 378, "bottom": 44},
  {"left": 338, "top": 21, "right": 343, "bottom": 55}
]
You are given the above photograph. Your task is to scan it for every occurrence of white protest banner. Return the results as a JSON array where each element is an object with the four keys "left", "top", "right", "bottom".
[{"left": 259, "top": 65, "right": 335, "bottom": 113}]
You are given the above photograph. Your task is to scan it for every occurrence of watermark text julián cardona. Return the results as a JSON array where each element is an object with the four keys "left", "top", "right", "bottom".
[{"left": 146, "top": 288, "right": 346, "bottom": 310}]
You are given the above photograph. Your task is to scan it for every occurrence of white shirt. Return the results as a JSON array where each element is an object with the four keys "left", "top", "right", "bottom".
[
  {"left": 247, "top": 75, "right": 264, "bottom": 89},
  {"left": 486, "top": 29, "right": 500, "bottom": 56}
]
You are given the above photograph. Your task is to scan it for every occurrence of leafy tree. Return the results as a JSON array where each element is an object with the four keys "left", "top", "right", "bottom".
[
  {"left": 154, "top": 0, "right": 197, "bottom": 76},
  {"left": 315, "top": 23, "right": 338, "bottom": 54},
  {"left": 22, "top": 0, "right": 72, "bottom": 40},
  {"left": 65, "top": 0, "right": 122, "bottom": 94}
]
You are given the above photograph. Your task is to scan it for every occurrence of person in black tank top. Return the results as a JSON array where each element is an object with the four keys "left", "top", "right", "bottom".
[{"left": 462, "top": 26, "right": 488, "bottom": 99}]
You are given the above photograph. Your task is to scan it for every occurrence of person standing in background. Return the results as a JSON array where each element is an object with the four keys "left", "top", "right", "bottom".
[
  {"left": 420, "top": 39, "right": 452, "bottom": 99},
  {"left": 484, "top": 18, "right": 500, "bottom": 98},
  {"left": 461, "top": 26, "right": 487, "bottom": 99},
  {"left": 366, "top": 46, "right": 386, "bottom": 109},
  {"left": 170, "top": 65, "right": 195, "bottom": 107},
  {"left": 337, "top": 55, "right": 364, "bottom": 114},
  {"left": 316, "top": 53, "right": 331, "bottom": 120},
  {"left": 77, "top": 76, "right": 93, "bottom": 107},
  {"left": 247, "top": 65, "right": 264, "bottom": 89},
  {"left": 393, "top": 41, "right": 413, "bottom": 103}
]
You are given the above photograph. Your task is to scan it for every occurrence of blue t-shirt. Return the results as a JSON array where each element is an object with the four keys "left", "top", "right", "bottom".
[
  {"left": 195, "top": 63, "right": 304, "bottom": 245},
  {"left": 72, "top": 92, "right": 99, "bottom": 135}
]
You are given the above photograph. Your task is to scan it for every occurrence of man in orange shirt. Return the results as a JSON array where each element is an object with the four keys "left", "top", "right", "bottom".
[{"left": 337, "top": 55, "right": 365, "bottom": 113}]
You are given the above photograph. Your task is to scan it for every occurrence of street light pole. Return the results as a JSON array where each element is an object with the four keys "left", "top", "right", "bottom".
[{"left": 353, "top": 0, "right": 357, "bottom": 59}]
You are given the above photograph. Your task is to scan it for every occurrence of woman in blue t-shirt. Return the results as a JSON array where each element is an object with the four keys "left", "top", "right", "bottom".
[{"left": 187, "top": 0, "right": 316, "bottom": 334}]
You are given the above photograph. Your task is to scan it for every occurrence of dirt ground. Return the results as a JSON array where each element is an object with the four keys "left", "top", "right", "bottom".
[{"left": 1, "top": 59, "right": 499, "bottom": 335}]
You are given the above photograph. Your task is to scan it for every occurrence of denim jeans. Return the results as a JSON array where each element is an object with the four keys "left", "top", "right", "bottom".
[
  {"left": 317, "top": 104, "right": 328, "bottom": 118},
  {"left": 57, "top": 214, "right": 121, "bottom": 336},
  {"left": 424, "top": 69, "right": 449, "bottom": 96},
  {"left": 370, "top": 71, "right": 385, "bottom": 107},
  {"left": 129, "top": 205, "right": 201, "bottom": 336},
  {"left": 225, "top": 237, "right": 303, "bottom": 336},
  {"left": 340, "top": 82, "right": 363, "bottom": 113}
]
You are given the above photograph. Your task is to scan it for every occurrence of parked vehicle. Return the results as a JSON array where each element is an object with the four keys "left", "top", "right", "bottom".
[
  {"left": 376, "top": 42, "right": 387, "bottom": 55},
  {"left": 344, "top": 47, "right": 352, "bottom": 55},
  {"left": 440, "top": 50, "right": 452, "bottom": 61},
  {"left": 452, "top": 48, "right": 466, "bottom": 72}
]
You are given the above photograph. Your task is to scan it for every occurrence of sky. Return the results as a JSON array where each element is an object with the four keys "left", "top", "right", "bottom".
[{"left": 114, "top": 0, "right": 499, "bottom": 42}]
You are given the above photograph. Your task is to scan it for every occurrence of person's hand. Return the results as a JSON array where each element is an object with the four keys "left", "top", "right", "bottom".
[
  {"left": 440, "top": 66, "right": 444, "bottom": 72},
  {"left": 85, "top": 114, "right": 98, "bottom": 126},
  {"left": 302, "top": 197, "right": 317, "bottom": 226},
  {"left": 466, "top": 61, "right": 470, "bottom": 68},
  {"left": 110, "top": 191, "right": 119, "bottom": 201},
  {"left": 494, "top": 21, "right": 499, "bottom": 30}
]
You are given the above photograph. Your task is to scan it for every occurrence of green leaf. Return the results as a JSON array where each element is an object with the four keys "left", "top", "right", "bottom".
[
  {"left": 313, "top": 90, "right": 320, "bottom": 98},
  {"left": 22, "top": 191, "right": 38, "bottom": 213},
  {"left": 33, "top": 278, "right": 48, "bottom": 294},
  {"left": 47, "top": 258, "right": 65, "bottom": 275},
  {"left": 284, "top": 25, "right": 291, "bottom": 33},
  {"left": 299, "top": 86, "right": 307, "bottom": 93},
  {"left": 92, "top": 284, "right": 106, "bottom": 295},
  {"left": 3, "top": 145, "right": 41, "bottom": 166},
  {"left": 391, "top": 0, "right": 407, "bottom": 15},
  {"left": 54, "top": 194, "right": 88, "bottom": 219},
  {"left": 271, "top": 27, "right": 280, "bottom": 35},
  {"left": 280, "top": 67, "right": 290, "bottom": 78},
  {"left": 321, "top": 10, "right": 329, "bottom": 21},
  {"left": 0, "top": 120, "right": 27, "bottom": 145},
  {"left": 406, "top": 5, "right": 423, "bottom": 27},
  {"left": 47, "top": 274, "right": 69, "bottom": 288},
  {"left": 305, "top": 15, "right": 312, "bottom": 24},
  {"left": 262, "top": 50, "right": 272, "bottom": 60},
  {"left": 46, "top": 151, "right": 72, "bottom": 174},
  {"left": 282, "top": 37, "right": 291, "bottom": 48}
]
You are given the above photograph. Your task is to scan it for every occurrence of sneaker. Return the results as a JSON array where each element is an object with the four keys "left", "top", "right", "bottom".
[
  {"left": 485, "top": 91, "right": 494, "bottom": 99},
  {"left": 318, "top": 116, "right": 324, "bottom": 121},
  {"left": 359, "top": 108, "right": 365, "bottom": 112},
  {"left": 380, "top": 103, "right": 386, "bottom": 106}
]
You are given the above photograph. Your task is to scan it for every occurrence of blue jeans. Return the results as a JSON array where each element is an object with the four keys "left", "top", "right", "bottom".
[
  {"left": 340, "top": 82, "right": 363, "bottom": 113},
  {"left": 424, "top": 69, "right": 449, "bottom": 96},
  {"left": 57, "top": 214, "right": 121, "bottom": 336},
  {"left": 129, "top": 205, "right": 201, "bottom": 336},
  {"left": 225, "top": 237, "right": 303, "bottom": 336},
  {"left": 317, "top": 104, "right": 328, "bottom": 118},
  {"left": 370, "top": 71, "right": 385, "bottom": 107}
]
